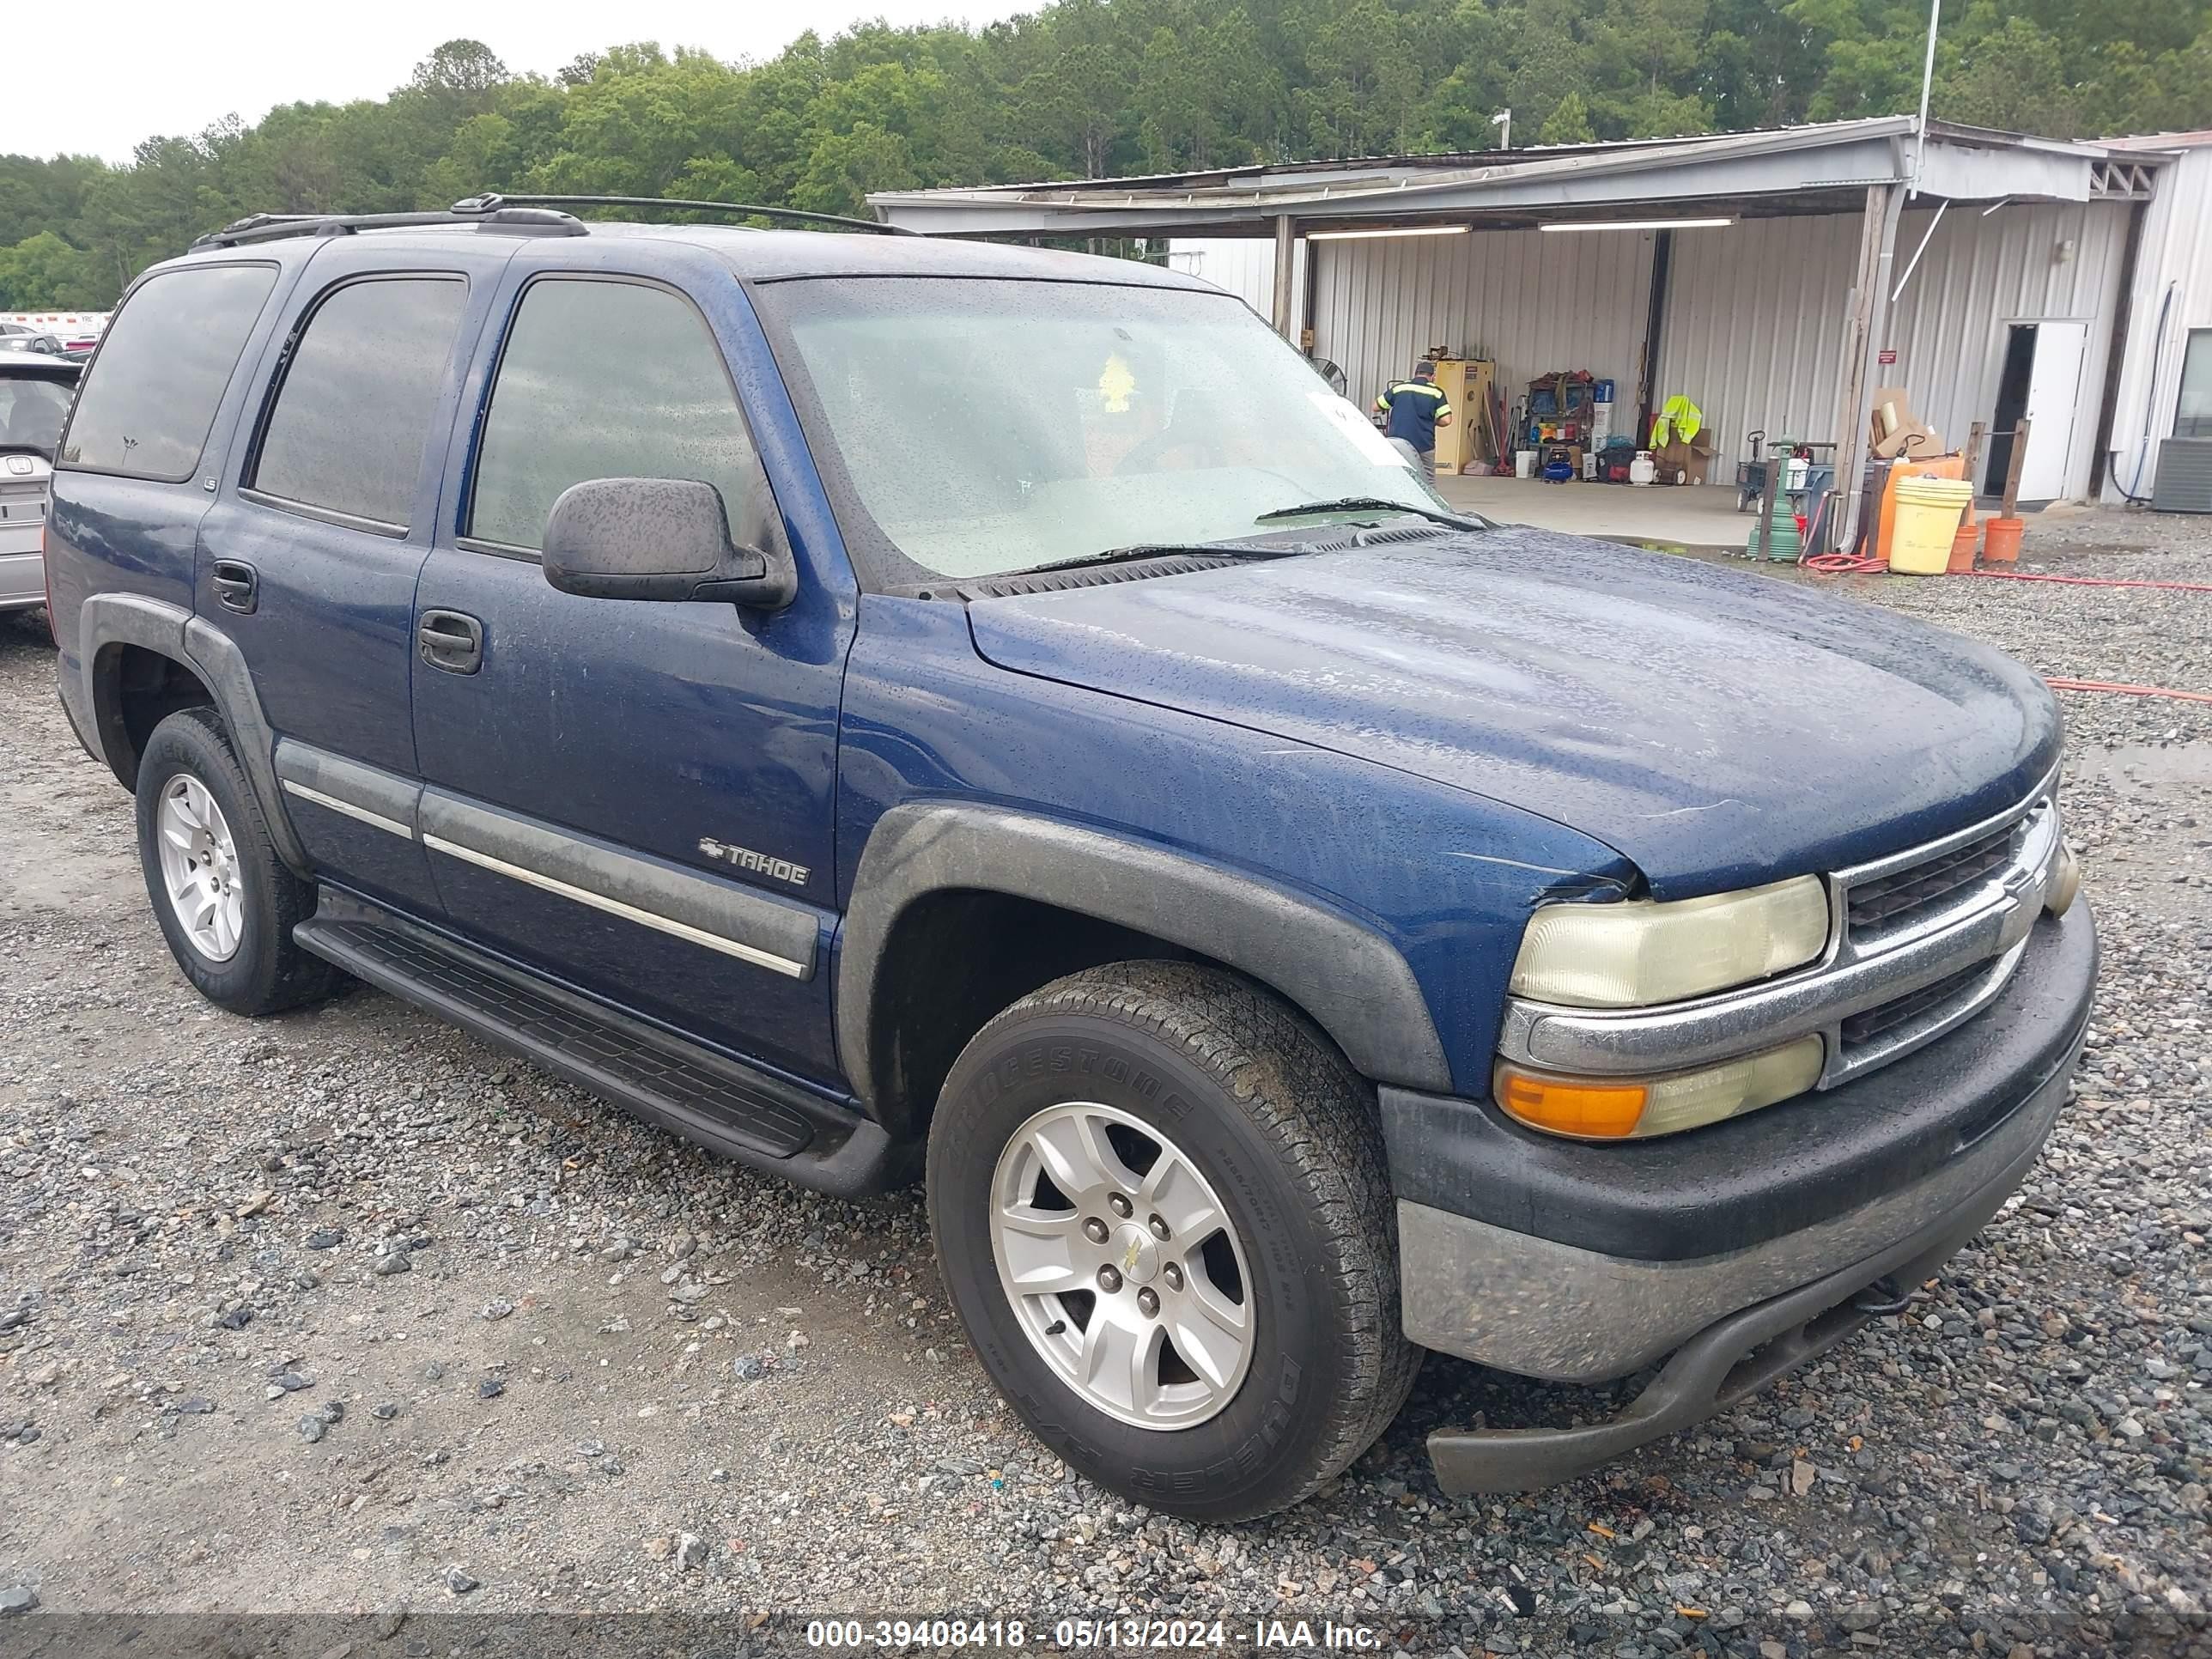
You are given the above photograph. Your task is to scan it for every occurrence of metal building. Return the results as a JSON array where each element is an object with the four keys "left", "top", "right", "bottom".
[
  {"left": 872, "top": 118, "right": 2198, "bottom": 542},
  {"left": 2100, "top": 132, "right": 2212, "bottom": 507}
]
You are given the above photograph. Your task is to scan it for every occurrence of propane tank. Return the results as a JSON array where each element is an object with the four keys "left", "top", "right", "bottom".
[{"left": 1629, "top": 450, "right": 1656, "bottom": 487}]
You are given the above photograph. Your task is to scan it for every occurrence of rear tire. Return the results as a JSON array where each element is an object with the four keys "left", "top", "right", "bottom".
[
  {"left": 134, "top": 708, "right": 340, "bottom": 1016},
  {"left": 927, "top": 961, "right": 1419, "bottom": 1521}
]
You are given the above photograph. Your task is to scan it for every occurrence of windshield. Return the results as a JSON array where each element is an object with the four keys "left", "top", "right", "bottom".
[
  {"left": 0, "top": 371, "right": 76, "bottom": 459},
  {"left": 766, "top": 276, "right": 1444, "bottom": 580}
]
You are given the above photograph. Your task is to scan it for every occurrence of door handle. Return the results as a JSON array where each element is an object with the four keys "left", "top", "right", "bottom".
[
  {"left": 417, "top": 609, "right": 484, "bottom": 675},
  {"left": 211, "top": 559, "right": 258, "bottom": 615}
]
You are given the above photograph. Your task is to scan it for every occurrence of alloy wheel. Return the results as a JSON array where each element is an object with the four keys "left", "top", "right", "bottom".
[
  {"left": 988, "top": 1100, "right": 1254, "bottom": 1430},
  {"left": 155, "top": 774, "right": 245, "bottom": 963}
]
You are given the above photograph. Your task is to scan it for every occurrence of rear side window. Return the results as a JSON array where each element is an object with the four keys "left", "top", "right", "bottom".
[
  {"left": 59, "top": 263, "right": 277, "bottom": 482},
  {"left": 468, "top": 278, "right": 763, "bottom": 551},
  {"left": 251, "top": 276, "right": 467, "bottom": 530}
]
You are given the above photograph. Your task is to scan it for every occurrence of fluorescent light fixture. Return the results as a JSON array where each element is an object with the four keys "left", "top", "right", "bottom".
[
  {"left": 1307, "top": 225, "right": 1471, "bottom": 240},
  {"left": 1540, "top": 216, "right": 1736, "bottom": 233}
]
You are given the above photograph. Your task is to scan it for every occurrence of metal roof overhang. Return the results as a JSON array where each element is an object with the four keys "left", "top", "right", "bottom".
[{"left": 872, "top": 118, "right": 2147, "bottom": 238}]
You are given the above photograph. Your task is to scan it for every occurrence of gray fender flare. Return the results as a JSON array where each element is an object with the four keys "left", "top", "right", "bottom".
[
  {"left": 836, "top": 802, "right": 1453, "bottom": 1112},
  {"left": 75, "top": 592, "right": 310, "bottom": 875}
]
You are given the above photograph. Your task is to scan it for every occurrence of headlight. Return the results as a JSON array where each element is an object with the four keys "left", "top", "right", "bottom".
[
  {"left": 1496, "top": 1036, "right": 1824, "bottom": 1140},
  {"left": 1508, "top": 875, "right": 1829, "bottom": 1007}
]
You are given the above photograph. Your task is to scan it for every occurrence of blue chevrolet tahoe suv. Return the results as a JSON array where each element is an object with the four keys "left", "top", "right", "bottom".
[{"left": 45, "top": 198, "right": 2096, "bottom": 1521}]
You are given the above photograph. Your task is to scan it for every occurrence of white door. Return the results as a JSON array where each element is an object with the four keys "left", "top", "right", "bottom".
[{"left": 2017, "top": 320, "right": 2089, "bottom": 500}]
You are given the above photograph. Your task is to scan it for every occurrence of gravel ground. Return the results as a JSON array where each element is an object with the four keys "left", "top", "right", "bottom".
[{"left": 1, "top": 505, "right": 2208, "bottom": 1659}]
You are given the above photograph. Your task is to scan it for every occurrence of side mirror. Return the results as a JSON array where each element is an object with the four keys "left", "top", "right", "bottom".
[{"left": 541, "top": 477, "right": 796, "bottom": 609}]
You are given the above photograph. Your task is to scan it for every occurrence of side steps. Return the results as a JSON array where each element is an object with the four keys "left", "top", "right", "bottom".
[{"left": 295, "top": 889, "right": 912, "bottom": 1196}]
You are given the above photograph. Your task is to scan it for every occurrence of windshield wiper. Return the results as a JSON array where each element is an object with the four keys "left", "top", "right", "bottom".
[
  {"left": 1000, "top": 540, "right": 1291, "bottom": 579},
  {"left": 1254, "top": 496, "right": 1489, "bottom": 532}
]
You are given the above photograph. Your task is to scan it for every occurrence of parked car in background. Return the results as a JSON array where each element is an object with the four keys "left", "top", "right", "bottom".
[
  {"left": 0, "top": 350, "right": 78, "bottom": 620},
  {"left": 0, "top": 322, "right": 69, "bottom": 356},
  {"left": 44, "top": 202, "right": 2094, "bottom": 1521},
  {"left": 0, "top": 314, "right": 106, "bottom": 356}
]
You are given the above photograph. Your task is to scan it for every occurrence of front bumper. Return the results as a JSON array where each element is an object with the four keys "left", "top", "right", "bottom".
[{"left": 1391, "top": 900, "right": 2094, "bottom": 1492}]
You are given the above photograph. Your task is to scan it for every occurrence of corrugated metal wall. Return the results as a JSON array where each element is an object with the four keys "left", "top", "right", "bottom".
[
  {"left": 1194, "top": 193, "right": 2134, "bottom": 500},
  {"left": 1309, "top": 228, "right": 1653, "bottom": 422},
  {"left": 1165, "top": 237, "right": 1286, "bottom": 319},
  {"left": 1886, "top": 199, "right": 2132, "bottom": 501},
  {"left": 2105, "top": 146, "right": 2212, "bottom": 501},
  {"left": 1655, "top": 215, "right": 1857, "bottom": 476},
  {"left": 1659, "top": 200, "right": 2130, "bottom": 500}
]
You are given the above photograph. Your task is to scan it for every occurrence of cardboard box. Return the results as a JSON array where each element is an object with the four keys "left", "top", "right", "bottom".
[
  {"left": 1868, "top": 385, "right": 1942, "bottom": 459},
  {"left": 1655, "top": 429, "right": 1715, "bottom": 486}
]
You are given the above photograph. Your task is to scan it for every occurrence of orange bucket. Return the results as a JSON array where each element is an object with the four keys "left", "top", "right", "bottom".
[
  {"left": 1982, "top": 518, "right": 2025, "bottom": 563},
  {"left": 1947, "top": 524, "right": 1979, "bottom": 573}
]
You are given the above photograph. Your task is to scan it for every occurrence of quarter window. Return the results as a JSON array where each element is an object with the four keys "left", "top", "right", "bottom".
[
  {"left": 58, "top": 263, "right": 277, "bottom": 482},
  {"left": 252, "top": 276, "right": 467, "bottom": 529},
  {"left": 468, "top": 279, "right": 764, "bottom": 551}
]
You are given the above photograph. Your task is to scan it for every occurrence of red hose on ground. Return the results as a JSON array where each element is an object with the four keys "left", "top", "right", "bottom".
[
  {"left": 1968, "top": 569, "right": 2212, "bottom": 594},
  {"left": 1785, "top": 526, "right": 2209, "bottom": 693},
  {"left": 1784, "top": 562, "right": 2211, "bottom": 699},
  {"left": 1800, "top": 549, "right": 1887, "bottom": 573},
  {"left": 2045, "top": 677, "right": 2212, "bottom": 704},
  {"left": 1795, "top": 560, "right": 2212, "bottom": 589}
]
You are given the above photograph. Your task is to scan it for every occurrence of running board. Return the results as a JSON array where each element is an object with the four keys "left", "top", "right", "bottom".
[{"left": 295, "top": 890, "right": 912, "bottom": 1196}]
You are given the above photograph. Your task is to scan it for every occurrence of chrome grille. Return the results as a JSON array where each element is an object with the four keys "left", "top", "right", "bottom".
[
  {"left": 1840, "top": 961, "right": 1989, "bottom": 1049},
  {"left": 1846, "top": 818, "right": 2023, "bottom": 939}
]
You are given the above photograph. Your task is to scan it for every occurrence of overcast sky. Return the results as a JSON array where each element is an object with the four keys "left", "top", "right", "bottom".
[{"left": 6, "top": 1, "right": 992, "bottom": 162}]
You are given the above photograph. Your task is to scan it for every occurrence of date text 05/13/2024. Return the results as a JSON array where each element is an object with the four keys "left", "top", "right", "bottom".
[{"left": 802, "top": 1619, "right": 1384, "bottom": 1650}]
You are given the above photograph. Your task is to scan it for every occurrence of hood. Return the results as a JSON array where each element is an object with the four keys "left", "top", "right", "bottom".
[{"left": 965, "top": 529, "right": 2060, "bottom": 898}]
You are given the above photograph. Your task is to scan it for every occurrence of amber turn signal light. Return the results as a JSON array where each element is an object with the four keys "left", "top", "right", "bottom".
[
  {"left": 1495, "top": 1069, "right": 1649, "bottom": 1139},
  {"left": 1496, "top": 1036, "right": 1825, "bottom": 1141}
]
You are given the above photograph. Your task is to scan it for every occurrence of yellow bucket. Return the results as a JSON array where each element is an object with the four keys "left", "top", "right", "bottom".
[{"left": 1889, "top": 477, "right": 1975, "bottom": 574}]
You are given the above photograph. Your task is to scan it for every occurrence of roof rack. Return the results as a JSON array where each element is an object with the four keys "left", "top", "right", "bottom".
[
  {"left": 193, "top": 193, "right": 910, "bottom": 252},
  {"left": 193, "top": 202, "right": 586, "bottom": 249},
  {"left": 464, "top": 193, "right": 914, "bottom": 235}
]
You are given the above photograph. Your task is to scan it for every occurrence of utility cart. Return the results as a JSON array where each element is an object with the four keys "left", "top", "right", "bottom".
[{"left": 1735, "top": 431, "right": 1837, "bottom": 514}]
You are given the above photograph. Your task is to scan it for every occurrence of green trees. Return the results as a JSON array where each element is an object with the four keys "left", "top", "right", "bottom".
[
  {"left": 1297, "top": 2, "right": 1424, "bottom": 157},
  {"left": 1539, "top": 93, "right": 1598, "bottom": 146},
  {"left": 3, "top": 5, "right": 2208, "bottom": 311},
  {"left": 0, "top": 231, "right": 99, "bottom": 309}
]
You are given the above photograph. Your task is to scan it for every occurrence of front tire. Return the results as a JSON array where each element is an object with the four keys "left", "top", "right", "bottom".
[
  {"left": 134, "top": 708, "right": 339, "bottom": 1016},
  {"left": 927, "top": 962, "right": 1419, "bottom": 1521}
]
